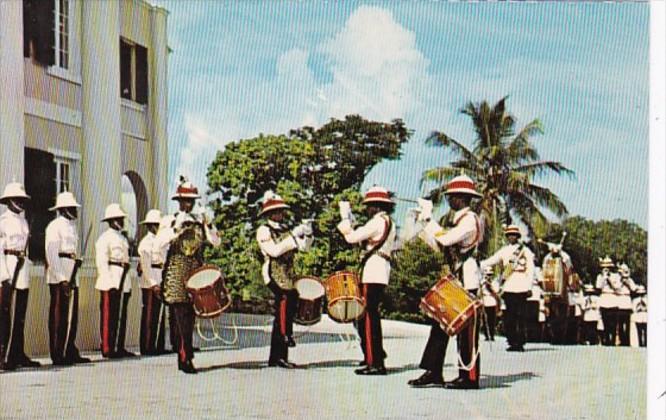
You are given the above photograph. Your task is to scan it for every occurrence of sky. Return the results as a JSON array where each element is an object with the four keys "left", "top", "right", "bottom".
[{"left": 158, "top": 1, "right": 649, "bottom": 228}]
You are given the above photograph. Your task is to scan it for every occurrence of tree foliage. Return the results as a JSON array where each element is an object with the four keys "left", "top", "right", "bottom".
[
  {"left": 205, "top": 115, "right": 411, "bottom": 312},
  {"left": 422, "top": 97, "right": 574, "bottom": 254},
  {"left": 536, "top": 216, "right": 647, "bottom": 286}
]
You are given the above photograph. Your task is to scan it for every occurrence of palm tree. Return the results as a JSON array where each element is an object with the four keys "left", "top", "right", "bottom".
[{"left": 421, "top": 97, "right": 574, "bottom": 253}]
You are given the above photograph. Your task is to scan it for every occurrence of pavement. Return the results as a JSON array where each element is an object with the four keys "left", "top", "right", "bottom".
[{"left": 0, "top": 314, "right": 646, "bottom": 420}]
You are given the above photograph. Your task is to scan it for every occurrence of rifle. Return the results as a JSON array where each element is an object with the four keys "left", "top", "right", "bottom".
[
  {"left": 62, "top": 223, "right": 93, "bottom": 358},
  {"left": 114, "top": 261, "right": 131, "bottom": 353},
  {"left": 4, "top": 240, "right": 28, "bottom": 364}
]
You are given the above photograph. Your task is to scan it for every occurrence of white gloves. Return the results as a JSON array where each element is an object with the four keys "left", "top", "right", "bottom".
[
  {"left": 417, "top": 198, "right": 433, "bottom": 222},
  {"left": 338, "top": 201, "right": 353, "bottom": 221},
  {"left": 291, "top": 224, "right": 308, "bottom": 238},
  {"left": 295, "top": 235, "right": 313, "bottom": 251}
]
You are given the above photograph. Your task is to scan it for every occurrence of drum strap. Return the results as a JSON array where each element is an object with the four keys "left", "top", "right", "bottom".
[{"left": 359, "top": 215, "right": 392, "bottom": 272}]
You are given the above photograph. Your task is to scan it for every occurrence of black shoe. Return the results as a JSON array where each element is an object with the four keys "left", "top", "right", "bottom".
[
  {"left": 445, "top": 377, "right": 479, "bottom": 390},
  {"left": 1, "top": 360, "right": 18, "bottom": 371},
  {"left": 153, "top": 349, "right": 172, "bottom": 356},
  {"left": 506, "top": 346, "right": 524, "bottom": 352},
  {"left": 116, "top": 349, "right": 137, "bottom": 358},
  {"left": 52, "top": 358, "right": 74, "bottom": 367},
  {"left": 355, "top": 366, "right": 387, "bottom": 375},
  {"left": 66, "top": 355, "right": 92, "bottom": 364},
  {"left": 358, "top": 360, "right": 367, "bottom": 367},
  {"left": 408, "top": 371, "right": 445, "bottom": 387},
  {"left": 268, "top": 359, "right": 297, "bottom": 369},
  {"left": 286, "top": 336, "right": 296, "bottom": 347},
  {"left": 178, "top": 359, "right": 198, "bottom": 374},
  {"left": 193, "top": 347, "right": 201, "bottom": 353},
  {"left": 17, "top": 356, "right": 41, "bottom": 368}
]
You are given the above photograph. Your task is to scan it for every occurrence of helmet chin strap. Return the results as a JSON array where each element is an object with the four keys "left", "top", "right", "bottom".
[
  {"left": 7, "top": 199, "right": 24, "bottom": 213},
  {"left": 109, "top": 219, "right": 124, "bottom": 231},
  {"left": 62, "top": 208, "right": 77, "bottom": 220}
]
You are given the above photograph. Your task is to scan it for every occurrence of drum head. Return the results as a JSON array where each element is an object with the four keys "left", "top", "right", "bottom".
[
  {"left": 295, "top": 277, "right": 324, "bottom": 299},
  {"left": 187, "top": 268, "right": 220, "bottom": 290}
]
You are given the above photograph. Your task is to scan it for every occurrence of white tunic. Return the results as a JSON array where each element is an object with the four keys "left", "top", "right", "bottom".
[
  {"left": 153, "top": 211, "right": 221, "bottom": 265},
  {"left": 95, "top": 228, "right": 131, "bottom": 292},
  {"left": 481, "top": 278, "right": 500, "bottom": 307},
  {"left": 138, "top": 232, "right": 161, "bottom": 289},
  {"left": 338, "top": 211, "right": 396, "bottom": 285},
  {"left": 45, "top": 215, "right": 79, "bottom": 286},
  {"left": 0, "top": 210, "right": 31, "bottom": 289},
  {"left": 616, "top": 276, "right": 637, "bottom": 310},
  {"left": 422, "top": 207, "right": 481, "bottom": 290},
  {"left": 256, "top": 221, "right": 298, "bottom": 285},
  {"left": 528, "top": 283, "right": 543, "bottom": 302},
  {"left": 632, "top": 296, "right": 647, "bottom": 324},
  {"left": 480, "top": 243, "right": 535, "bottom": 293},
  {"left": 596, "top": 272, "right": 621, "bottom": 309},
  {"left": 582, "top": 295, "right": 601, "bottom": 322}
]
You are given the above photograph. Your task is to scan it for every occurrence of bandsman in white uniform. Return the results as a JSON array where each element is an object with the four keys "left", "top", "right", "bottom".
[
  {"left": 45, "top": 192, "right": 91, "bottom": 365},
  {"left": 137, "top": 209, "right": 168, "bottom": 356},
  {"left": 0, "top": 182, "right": 39, "bottom": 370},
  {"left": 156, "top": 178, "right": 221, "bottom": 373},
  {"left": 481, "top": 225, "right": 535, "bottom": 352},
  {"left": 595, "top": 256, "right": 619, "bottom": 346},
  {"left": 257, "top": 191, "right": 312, "bottom": 369},
  {"left": 480, "top": 266, "right": 500, "bottom": 341},
  {"left": 541, "top": 243, "right": 573, "bottom": 345},
  {"left": 615, "top": 263, "right": 637, "bottom": 346},
  {"left": 338, "top": 186, "right": 396, "bottom": 376},
  {"left": 581, "top": 284, "right": 601, "bottom": 345},
  {"left": 95, "top": 203, "right": 134, "bottom": 359},
  {"left": 632, "top": 285, "right": 647, "bottom": 347},
  {"left": 408, "top": 175, "right": 483, "bottom": 389}
]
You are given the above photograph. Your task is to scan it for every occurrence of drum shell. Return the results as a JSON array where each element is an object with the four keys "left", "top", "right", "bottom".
[
  {"left": 542, "top": 259, "right": 567, "bottom": 297},
  {"left": 294, "top": 277, "right": 324, "bottom": 326},
  {"left": 324, "top": 271, "right": 365, "bottom": 323},
  {"left": 185, "top": 265, "right": 232, "bottom": 319},
  {"left": 420, "top": 274, "right": 482, "bottom": 336}
]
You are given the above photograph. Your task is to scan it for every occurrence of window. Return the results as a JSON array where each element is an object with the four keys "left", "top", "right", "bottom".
[
  {"left": 120, "top": 39, "right": 148, "bottom": 105},
  {"left": 23, "top": 0, "right": 55, "bottom": 66},
  {"left": 55, "top": 159, "right": 70, "bottom": 193},
  {"left": 53, "top": 0, "right": 70, "bottom": 69},
  {"left": 24, "top": 148, "right": 56, "bottom": 263}
]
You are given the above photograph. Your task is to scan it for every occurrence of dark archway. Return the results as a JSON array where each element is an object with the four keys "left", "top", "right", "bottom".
[{"left": 121, "top": 171, "right": 148, "bottom": 243}]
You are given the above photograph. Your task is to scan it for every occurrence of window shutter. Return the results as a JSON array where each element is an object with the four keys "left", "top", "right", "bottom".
[
  {"left": 135, "top": 45, "right": 148, "bottom": 105},
  {"left": 120, "top": 40, "right": 133, "bottom": 100}
]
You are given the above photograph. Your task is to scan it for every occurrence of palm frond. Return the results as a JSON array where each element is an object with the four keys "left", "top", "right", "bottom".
[
  {"left": 513, "top": 161, "right": 575, "bottom": 179},
  {"left": 425, "top": 131, "right": 479, "bottom": 164}
]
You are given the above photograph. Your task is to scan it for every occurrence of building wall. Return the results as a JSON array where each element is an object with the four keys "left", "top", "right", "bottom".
[{"left": 1, "top": 0, "right": 170, "bottom": 357}]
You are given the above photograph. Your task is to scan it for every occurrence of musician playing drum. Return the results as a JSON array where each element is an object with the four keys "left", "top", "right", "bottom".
[
  {"left": 480, "top": 225, "right": 535, "bottom": 352},
  {"left": 337, "top": 186, "right": 396, "bottom": 376},
  {"left": 256, "top": 191, "right": 312, "bottom": 369},
  {"left": 408, "top": 175, "right": 483, "bottom": 390},
  {"left": 156, "top": 177, "right": 220, "bottom": 374},
  {"left": 541, "top": 242, "right": 573, "bottom": 345}
]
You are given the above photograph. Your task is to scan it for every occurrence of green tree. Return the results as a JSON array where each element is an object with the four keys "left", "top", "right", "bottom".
[
  {"left": 421, "top": 97, "right": 574, "bottom": 254},
  {"left": 205, "top": 115, "right": 411, "bottom": 312},
  {"left": 537, "top": 216, "right": 647, "bottom": 286}
]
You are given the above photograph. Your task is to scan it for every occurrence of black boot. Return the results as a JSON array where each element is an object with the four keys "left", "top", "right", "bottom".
[{"left": 178, "top": 358, "right": 197, "bottom": 374}]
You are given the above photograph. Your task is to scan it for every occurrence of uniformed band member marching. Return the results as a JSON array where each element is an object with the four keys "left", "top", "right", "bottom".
[
  {"left": 480, "top": 266, "right": 500, "bottom": 342},
  {"left": 596, "top": 256, "right": 619, "bottom": 346},
  {"left": 44, "top": 191, "right": 91, "bottom": 365},
  {"left": 481, "top": 225, "right": 535, "bottom": 352},
  {"left": 156, "top": 178, "right": 221, "bottom": 374},
  {"left": 95, "top": 203, "right": 134, "bottom": 359},
  {"left": 137, "top": 209, "right": 168, "bottom": 356},
  {"left": 337, "top": 186, "right": 397, "bottom": 376},
  {"left": 409, "top": 175, "right": 483, "bottom": 389},
  {"left": 541, "top": 243, "right": 573, "bottom": 345},
  {"left": 632, "top": 285, "right": 647, "bottom": 347},
  {"left": 0, "top": 182, "right": 40, "bottom": 370},
  {"left": 581, "top": 284, "right": 601, "bottom": 345},
  {"left": 256, "top": 191, "right": 311, "bottom": 369}
]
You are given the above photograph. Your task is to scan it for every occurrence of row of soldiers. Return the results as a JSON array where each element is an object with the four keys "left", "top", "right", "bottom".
[
  {"left": 0, "top": 179, "right": 220, "bottom": 373},
  {"left": 479, "top": 261, "right": 648, "bottom": 348}
]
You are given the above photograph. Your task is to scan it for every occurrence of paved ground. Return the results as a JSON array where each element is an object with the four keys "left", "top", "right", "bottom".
[{"left": 0, "top": 314, "right": 646, "bottom": 419}]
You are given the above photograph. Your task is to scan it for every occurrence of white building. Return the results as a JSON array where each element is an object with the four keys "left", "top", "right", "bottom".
[{"left": 0, "top": 0, "right": 169, "bottom": 354}]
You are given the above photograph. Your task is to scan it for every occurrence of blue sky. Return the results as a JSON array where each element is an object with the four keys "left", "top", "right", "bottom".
[{"left": 158, "top": 1, "right": 648, "bottom": 228}]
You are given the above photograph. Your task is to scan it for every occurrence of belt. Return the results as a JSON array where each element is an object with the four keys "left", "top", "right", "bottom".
[
  {"left": 109, "top": 260, "right": 127, "bottom": 267},
  {"left": 58, "top": 252, "right": 76, "bottom": 259},
  {"left": 151, "top": 263, "right": 164, "bottom": 269},
  {"left": 4, "top": 249, "right": 25, "bottom": 257}
]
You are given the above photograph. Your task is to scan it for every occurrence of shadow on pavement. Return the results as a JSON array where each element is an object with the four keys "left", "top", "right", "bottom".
[{"left": 480, "top": 371, "right": 539, "bottom": 389}]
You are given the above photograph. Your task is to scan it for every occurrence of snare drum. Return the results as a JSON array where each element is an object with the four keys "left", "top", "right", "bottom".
[
  {"left": 294, "top": 277, "right": 325, "bottom": 325},
  {"left": 185, "top": 265, "right": 232, "bottom": 318},
  {"left": 420, "top": 274, "right": 482, "bottom": 336},
  {"left": 324, "top": 271, "right": 365, "bottom": 323},
  {"left": 542, "top": 258, "right": 567, "bottom": 297}
]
